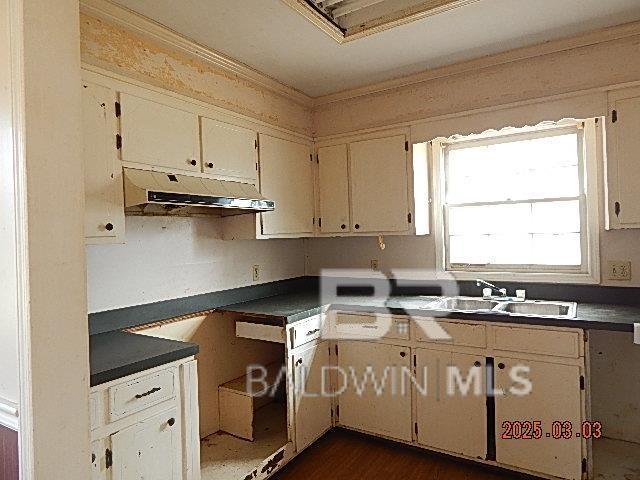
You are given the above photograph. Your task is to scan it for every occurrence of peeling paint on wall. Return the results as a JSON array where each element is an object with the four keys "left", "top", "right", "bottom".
[
  {"left": 313, "top": 35, "right": 640, "bottom": 136},
  {"left": 80, "top": 14, "right": 312, "bottom": 136}
]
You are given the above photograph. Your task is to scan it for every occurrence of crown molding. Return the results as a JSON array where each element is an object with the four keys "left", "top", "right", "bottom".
[
  {"left": 313, "top": 19, "right": 640, "bottom": 106},
  {"left": 80, "top": 0, "right": 313, "bottom": 107}
]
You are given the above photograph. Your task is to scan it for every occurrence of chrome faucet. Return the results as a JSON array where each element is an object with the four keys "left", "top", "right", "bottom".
[{"left": 476, "top": 279, "right": 507, "bottom": 298}]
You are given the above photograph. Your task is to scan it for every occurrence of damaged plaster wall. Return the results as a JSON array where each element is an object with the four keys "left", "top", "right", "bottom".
[{"left": 80, "top": 13, "right": 313, "bottom": 136}]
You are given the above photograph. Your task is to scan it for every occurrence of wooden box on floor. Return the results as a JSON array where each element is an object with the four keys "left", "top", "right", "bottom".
[{"left": 218, "top": 362, "right": 284, "bottom": 441}]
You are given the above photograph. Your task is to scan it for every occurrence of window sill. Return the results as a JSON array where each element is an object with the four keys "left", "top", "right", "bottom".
[{"left": 437, "top": 269, "right": 600, "bottom": 285}]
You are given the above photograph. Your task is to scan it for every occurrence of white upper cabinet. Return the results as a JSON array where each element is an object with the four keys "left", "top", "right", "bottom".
[
  {"left": 317, "top": 144, "right": 350, "bottom": 234},
  {"left": 201, "top": 117, "right": 258, "bottom": 183},
  {"left": 606, "top": 87, "right": 640, "bottom": 228},
  {"left": 259, "top": 134, "right": 314, "bottom": 236},
  {"left": 349, "top": 134, "right": 410, "bottom": 233},
  {"left": 82, "top": 80, "right": 125, "bottom": 244},
  {"left": 119, "top": 93, "right": 200, "bottom": 173}
]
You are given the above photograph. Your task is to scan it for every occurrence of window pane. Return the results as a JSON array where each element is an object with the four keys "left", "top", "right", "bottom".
[
  {"left": 532, "top": 233, "right": 582, "bottom": 265},
  {"left": 446, "top": 133, "right": 580, "bottom": 204}
]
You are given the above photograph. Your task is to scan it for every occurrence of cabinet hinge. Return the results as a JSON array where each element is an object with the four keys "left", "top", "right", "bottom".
[
  {"left": 405, "top": 141, "right": 409, "bottom": 151},
  {"left": 336, "top": 405, "right": 339, "bottom": 420},
  {"left": 316, "top": 154, "right": 319, "bottom": 164},
  {"left": 408, "top": 212, "right": 412, "bottom": 224},
  {"left": 413, "top": 355, "right": 417, "bottom": 368},
  {"left": 580, "top": 375, "right": 585, "bottom": 390},
  {"left": 414, "top": 422, "right": 419, "bottom": 436},
  {"left": 114, "top": 101, "right": 121, "bottom": 117},
  {"left": 615, "top": 201, "right": 621, "bottom": 218},
  {"left": 318, "top": 217, "right": 322, "bottom": 228},
  {"left": 313, "top": 217, "right": 315, "bottom": 226},
  {"left": 255, "top": 162, "right": 258, "bottom": 171},
  {"left": 582, "top": 458, "right": 587, "bottom": 473},
  {"left": 612, "top": 110, "right": 618, "bottom": 123},
  {"left": 310, "top": 154, "right": 313, "bottom": 162},
  {"left": 115, "top": 134, "right": 122, "bottom": 150},
  {"left": 254, "top": 139, "right": 258, "bottom": 149},
  {"left": 105, "top": 448, "right": 113, "bottom": 469},
  {"left": 335, "top": 344, "right": 338, "bottom": 356}
]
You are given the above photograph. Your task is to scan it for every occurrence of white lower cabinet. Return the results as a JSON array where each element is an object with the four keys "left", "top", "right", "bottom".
[
  {"left": 494, "top": 357, "right": 584, "bottom": 480},
  {"left": 292, "top": 341, "right": 332, "bottom": 452},
  {"left": 90, "top": 358, "right": 200, "bottom": 480},
  {"left": 415, "top": 349, "right": 487, "bottom": 459},
  {"left": 336, "top": 341, "right": 412, "bottom": 441},
  {"left": 111, "top": 407, "right": 182, "bottom": 480}
]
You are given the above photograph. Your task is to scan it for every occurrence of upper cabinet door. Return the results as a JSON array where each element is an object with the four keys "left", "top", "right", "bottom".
[
  {"left": 607, "top": 88, "right": 640, "bottom": 228},
  {"left": 82, "top": 81, "right": 125, "bottom": 244},
  {"left": 201, "top": 117, "right": 258, "bottom": 183},
  {"left": 259, "top": 135, "right": 314, "bottom": 236},
  {"left": 119, "top": 93, "right": 200, "bottom": 173},
  {"left": 349, "top": 135, "right": 410, "bottom": 233},
  {"left": 317, "top": 144, "right": 350, "bottom": 234}
]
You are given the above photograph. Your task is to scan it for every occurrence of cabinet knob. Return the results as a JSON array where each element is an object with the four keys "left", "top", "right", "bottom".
[
  {"left": 341, "top": 224, "right": 346, "bottom": 230},
  {"left": 168, "top": 418, "right": 175, "bottom": 427},
  {"left": 474, "top": 361, "right": 482, "bottom": 367},
  {"left": 206, "top": 162, "right": 214, "bottom": 168},
  {"left": 296, "top": 358, "right": 303, "bottom": 366},
  {"left": 105, "top": 223, "right": 114, "bottom": 231},
  {"left": 189, "top": 159, "right": 197, "bottom": 166},
  {"left": 400, "top": 351, "right": 406, "bottom": 358},
  {"left": 354, "top": 224, "right": 360, "bottom": 230},
  {"left": 498, "top": 363, "right": 505, "bottom": 370}
]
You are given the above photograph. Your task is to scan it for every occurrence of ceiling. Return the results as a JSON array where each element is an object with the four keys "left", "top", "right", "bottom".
[{"left": 112, "top": 0, "right": 640, "bottom": 97}]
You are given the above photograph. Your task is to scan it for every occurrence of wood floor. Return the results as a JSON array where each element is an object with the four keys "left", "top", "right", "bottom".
[{"left": 272, "top": 429, "right": 524, "bottom": 480}]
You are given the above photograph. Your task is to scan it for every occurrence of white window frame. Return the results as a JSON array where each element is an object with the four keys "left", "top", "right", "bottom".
[{"left": 432, "top": 119, "right": 601, "bottom": 284}]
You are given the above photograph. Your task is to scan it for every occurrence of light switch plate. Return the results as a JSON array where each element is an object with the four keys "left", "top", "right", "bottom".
[
  {"left": 371, "top": 259, "right": 379, "bottom": 271},
  {"left": 608, "top": 261, "right": 632, "bottom": 281},
  {"left": 635, "top": 324, "right": 640, "bottom": 345}
]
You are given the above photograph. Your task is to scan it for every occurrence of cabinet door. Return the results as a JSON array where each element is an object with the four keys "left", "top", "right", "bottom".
[
  {"left": 119, "top": 93, "right": 200, "bottom": 173},
  {"left": 90, "top": 439, "right": 109, "bottom": 480},
  {"left": 495, "top": 357, "right": 583, "bottom": 480},
  {"left": 292, "top": 341, "right": 332, "bottom": 452},
  {"left": 415, "top": 349, "right": 486, "bottom": 459},
  {"left": 607, "top": 89, "right": 640, "bottom": 228},
  {"left": 201, "top": 117, "right": 258, "bottom": 182},
  {"left": 259, "top": 134, "right": 314, "bottom": 236},
  {"left": 111, "top": 407, "right": 181, "bottom": 480},
  {"left": 82, "top": 81, "right": 125, "bottom": 243},
  {"left": 349, "top": 135, "right": 410, "bottom": 233},
  {"left": 317, "top": 144, "right": 350, "bottom": 234},
  {"left": 337, "top": 341, "right": 412, "bottom": 441}
]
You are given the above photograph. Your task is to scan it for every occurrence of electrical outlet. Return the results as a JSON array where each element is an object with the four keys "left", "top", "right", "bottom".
[
  {"left": 608, "top": 261, "right": 632, "bottom": 281},
  {"left": 252, "top": 264, "right": 260, "bottom": 282},
  {"left": 371, "top": 259, "right": 379, "bottom": 271}
]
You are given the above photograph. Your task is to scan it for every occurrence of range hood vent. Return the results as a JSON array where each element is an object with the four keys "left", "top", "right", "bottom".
[{"left": 123, "top": 168, "right": 274, "bottom": 215}]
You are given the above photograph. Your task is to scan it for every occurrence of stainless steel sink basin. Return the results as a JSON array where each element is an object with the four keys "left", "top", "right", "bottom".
[
  {"left": 424, "top": 296, "right": 577, "bottom": 319},
  {"left": 429, "top": 297, "right": 500, "bottom": 311},
  {"left": 500, "top": 301, "right": 577, "bottom": 318}
]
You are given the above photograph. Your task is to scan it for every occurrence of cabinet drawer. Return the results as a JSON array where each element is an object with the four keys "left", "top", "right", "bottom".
[
  {"left": 492, "top": 326, "right": 581, "bottom": 358},
  {"left": 331, "top": 313, "right": 410, "bottom": 340},
  {"left": 290, "top": 315, "right": 324, "bottom": 349},
  {"left": 109, "top": 368, "right": 176, "bottom": 421},
  {"left": 415, "top": 319, "right": 486, "bottom": 348},
  {"left": 236, "top": 321, "right": 286, "bottom": 344}
]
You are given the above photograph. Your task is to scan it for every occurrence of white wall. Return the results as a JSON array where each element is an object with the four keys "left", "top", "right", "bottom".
[{"left": 86, "top": 216, "right": 305, "bottom": 312}]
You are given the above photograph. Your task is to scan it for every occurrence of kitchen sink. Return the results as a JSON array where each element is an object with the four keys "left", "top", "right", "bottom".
[
  {"left": 500, "top": 301, "right": 576, "bottom": 317},
  {"left": 428, "top": 297, "right": 500, "bottom": 311},
  {"left": 424, "top": 296, "right": 577, "bottom": 319}
]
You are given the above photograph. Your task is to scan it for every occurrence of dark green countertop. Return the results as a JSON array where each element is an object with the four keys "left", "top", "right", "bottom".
[{"left": 90, "top": 331, "right": 199, "bottom": 387}]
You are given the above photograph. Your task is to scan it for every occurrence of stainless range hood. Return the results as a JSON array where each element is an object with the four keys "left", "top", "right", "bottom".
[{"left": 123, "top": 168, "right": 274, "bottom": 215}]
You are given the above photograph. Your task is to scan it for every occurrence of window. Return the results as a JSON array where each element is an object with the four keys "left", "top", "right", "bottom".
[{"left": 434, "top": 122, "right": 600, "bottom": 281}]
